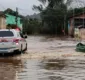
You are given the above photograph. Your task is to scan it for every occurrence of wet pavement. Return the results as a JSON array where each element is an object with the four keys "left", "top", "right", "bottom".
[{"left": 0, "top": 36, "right": 85, "bottom": 80}]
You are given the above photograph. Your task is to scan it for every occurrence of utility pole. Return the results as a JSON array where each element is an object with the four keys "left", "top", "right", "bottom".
[
  {"left": 73, "top": 8, "right": 75, "bottom": 28},
  {"left": 73, "top": 8, "right": 75, "bottom": 37},
  {"left": 83, "top": 7, "right": 84, "bottom": 28},
  {"left": 64, "top": 15, "right": 66, "bottom": 36},
  {"left": 16, "top": 7, "right": 18, "bottom": 25}
]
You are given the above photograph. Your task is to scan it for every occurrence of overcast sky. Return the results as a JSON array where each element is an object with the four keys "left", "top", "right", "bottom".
[
  {"left": 0, "top": 0, "right": 85, "bottom": 16},
  {"left": 68, "top": 0, "right": 85, "bottom": 9},
  {"left": 0, "top": 0, "right": 40, "bottom": 16}
]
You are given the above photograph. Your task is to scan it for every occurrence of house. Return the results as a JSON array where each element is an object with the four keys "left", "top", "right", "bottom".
[
  {"left": 4, "top": 9, "right": 23, "bottom": 31},
  {"left": 0, "top": 11, "right": 6, "bottom": 29},
  {"left": 6, "top": 14, "right": 23, "bottom": 30},
  {"left": 68, "top": 13, "right": 85, "bottom": 39},
  {"left": 0, "top": 9, "right": 23, "bottom": 31}
]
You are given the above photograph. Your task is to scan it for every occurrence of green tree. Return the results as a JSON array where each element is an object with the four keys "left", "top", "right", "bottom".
[
  {"left": 33, "top": 0, "right": 67, "bottom": 35},
  {"left": 23, "top": 17, "right": 42, "bottom": 35}
]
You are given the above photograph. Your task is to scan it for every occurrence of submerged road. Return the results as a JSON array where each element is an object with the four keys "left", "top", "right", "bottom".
[{"left": 0, "top": 36, "right": 85, "bottom": 80}]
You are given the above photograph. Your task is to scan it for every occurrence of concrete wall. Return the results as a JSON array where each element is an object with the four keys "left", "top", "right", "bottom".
[
  {"left": 79, "top": 28, "right": 85, "bottom": 40},
  {"left": 68, "top": 18, "right": 74, "bottom": 36},
  {"left": 6, "top": 14, "right": 22, "bottom": 30},
  {"left": 69, "top": 14, "right": 85, "bottom": 36},
  {"left": 0, "top": 17, "right": 6, "bottom": 29}
]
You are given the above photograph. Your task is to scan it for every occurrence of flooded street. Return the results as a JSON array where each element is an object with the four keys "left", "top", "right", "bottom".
[
  {"left": 1, "top": 58, "right": 85, "bottom": 80},
  {"left": 0, "top": 36, "right": 85, "bottom": 80}
]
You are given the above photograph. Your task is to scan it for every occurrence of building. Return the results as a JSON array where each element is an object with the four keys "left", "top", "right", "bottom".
[
  {"left": 0, "top": 11, "right": 6, "bottom": 29},
  {"left": 3, "top": 8, "right": 23, "bottom": 31},
  {"left": 0, "top": 9, "right": 23, "bottom": 31},
  {"left": 68, "top": 13, "right": 85, "bottom": 38},
  {"left": 6, "top": 14, "right": 23, "bottom": 30},
  {"left": 0, "top": 59, "right": 22, "bottom": 80}
]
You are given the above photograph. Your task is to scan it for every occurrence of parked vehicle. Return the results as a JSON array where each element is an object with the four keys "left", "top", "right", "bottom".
[{"left": 0, "top": 29, "right": 27, "bottom": 54}]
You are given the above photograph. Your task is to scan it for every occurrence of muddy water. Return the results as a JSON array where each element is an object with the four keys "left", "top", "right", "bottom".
[
  {"left": 0, "top": 36, "right": 85, "bottom": 80},
  {"left": 27, "top": 36, "right": 77, "bottom": 53},
  {"left": 0, "top": 57, "right": 85, "bottom": 80}
]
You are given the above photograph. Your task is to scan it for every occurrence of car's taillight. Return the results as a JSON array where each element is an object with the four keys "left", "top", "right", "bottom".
[
  {"left": 0, "top": 39, "right": 2, "bottom": 42},
  {"left": 13, "top": 39, "right": 19, "bottom": 43},
  {"left": 0, "top": 39, "right": 8, "bottom": 42}
]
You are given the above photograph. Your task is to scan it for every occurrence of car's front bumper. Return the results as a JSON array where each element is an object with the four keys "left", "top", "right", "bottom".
[{"left": 0, "top": 47, "right": 19, "bottom": 53}]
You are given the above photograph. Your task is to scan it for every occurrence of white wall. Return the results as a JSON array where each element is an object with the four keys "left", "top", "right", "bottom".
[{"left": 0, "top": 17, "right": 6, "bottom": 29}]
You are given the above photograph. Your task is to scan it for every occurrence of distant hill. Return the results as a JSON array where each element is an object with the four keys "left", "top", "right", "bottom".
[{"left": 26, "top": 13, "right": 41, "bottom": 20}]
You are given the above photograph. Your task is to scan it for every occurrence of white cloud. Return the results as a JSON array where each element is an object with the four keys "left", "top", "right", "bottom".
[
  {"left": 0, "top": 0, "right": 40, "bottom": 15},
  {"left": 0, "top": 0, "right": 85, "bottom": 15},
  {"left": 68, "top": 0, "right": 85, "bottom": 9}
]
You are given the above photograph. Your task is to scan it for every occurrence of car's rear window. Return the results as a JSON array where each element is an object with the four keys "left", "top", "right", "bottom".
[{"left": 0, "top": 31, "right": 14, "bottom": 37}]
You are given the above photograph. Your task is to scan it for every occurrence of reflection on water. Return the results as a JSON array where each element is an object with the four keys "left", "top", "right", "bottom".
[
  {"left": 17, "top": 58, "right": 85, "bottom": 80},
  {"left": 38, "top": 59, "right": 67, "bottom": 80},
  {"left": 1, "top": 58, "right": 85, "bottom": 80},
  {"left": 48, "top": 76, "right": 64, "bottom": 80},
  {"left": 41, "top": 59, "right": 67, "bottom": 70},
  {"left": 0, "top": 58, "right": 23, "bottom": 80}
]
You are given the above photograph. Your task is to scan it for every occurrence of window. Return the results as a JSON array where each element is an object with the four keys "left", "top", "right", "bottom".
[
  {"left": 74, "top": 18, "right": 85, "bottom": 27},
  {"left": 0, "top": 31, "right": 14, "bottom": 37},
  {"left": 17, "top": 32, "right": 20, "bottom": 37}
]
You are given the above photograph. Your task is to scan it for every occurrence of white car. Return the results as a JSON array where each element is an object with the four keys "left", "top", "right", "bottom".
[{"left": 0, "top": 29, "right": 27, "bottom": 54}]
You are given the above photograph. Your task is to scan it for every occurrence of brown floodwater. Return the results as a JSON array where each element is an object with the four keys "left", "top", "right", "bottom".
[
  {"left": 0, "top": 57, "right": 85, "bottom": 80},
  {"left": 0, "top": 36, "right": 84, "bottom": 80}
]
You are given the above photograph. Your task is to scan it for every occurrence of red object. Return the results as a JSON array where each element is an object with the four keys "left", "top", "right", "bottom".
[
  {"left": 0, "top": 39, "right": 8, "bottom": 42},
  {"left": 15, "top": 27, "right": 21, "bottom": 31},
  {"left": 13, "top": 38, "right": 19, "bottom": 43},
  {"left": 62, "top": 30, "right": 64, "bottom": 32}
]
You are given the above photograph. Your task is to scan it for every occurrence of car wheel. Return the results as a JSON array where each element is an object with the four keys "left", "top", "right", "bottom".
[
  {"left": 24, "top": 43, "right": 27, "bottom": 52},
  {"left": 14, "top": 50, "right": 20, "bottom": 55},
  {"left": 20, "top": 45, "right": 23, "bottom": 54}
]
